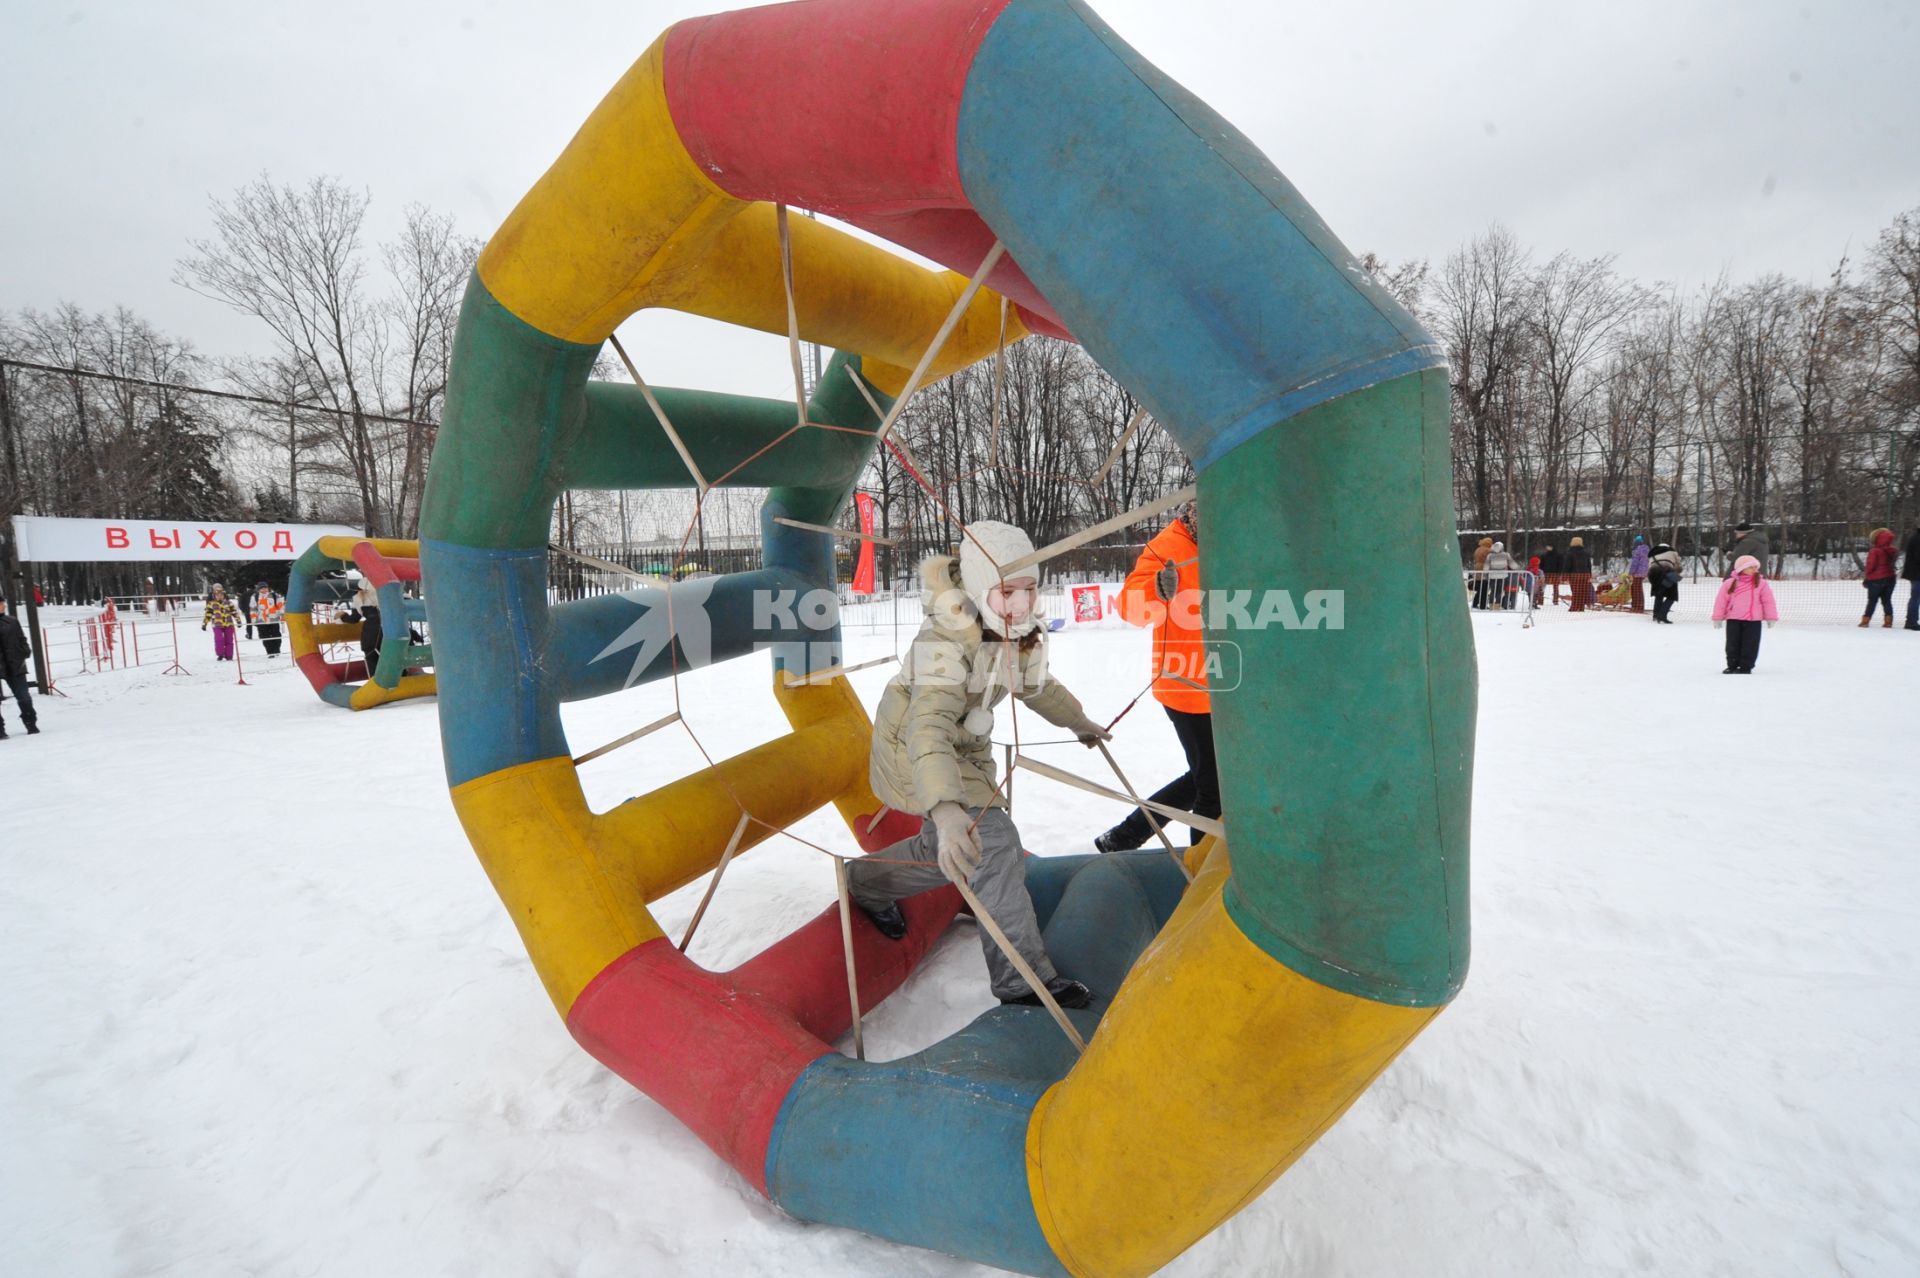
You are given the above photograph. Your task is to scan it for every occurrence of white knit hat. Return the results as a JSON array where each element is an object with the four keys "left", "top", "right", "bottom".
[{"left": 957, "top": 520, "right": 1042, "bottom": 638}]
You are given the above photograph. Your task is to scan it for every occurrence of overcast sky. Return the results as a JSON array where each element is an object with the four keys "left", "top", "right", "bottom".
[{"left": 3, "top": 0, "right": 1916, "bottom": 400}]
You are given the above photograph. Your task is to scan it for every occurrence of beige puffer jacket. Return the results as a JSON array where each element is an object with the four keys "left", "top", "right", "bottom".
[{"left": 869, "top": 555, "right": 1087, "bottom": 813}]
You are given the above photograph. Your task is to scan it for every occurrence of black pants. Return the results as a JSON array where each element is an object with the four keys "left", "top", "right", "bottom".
[
  {"left": 1652, "top": 591, "right": 1676, "bottom": 623},
  {"left": 1108, "top": 706, "right": 1220, "bottom": 847},
  {"left": 2, "top": 667, "right": 36, "bottom": 731},
  {"left": 1724, "top": 619, "right": 1763, "bottom": 672},
  {"left": 1863, "top": 578, "right": 1895, "bottom": 619},
  {"left": 257, "top": 622, "right": 282, "bottom": 656}
]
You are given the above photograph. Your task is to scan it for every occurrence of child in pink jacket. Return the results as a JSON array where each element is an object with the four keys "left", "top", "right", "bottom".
[{"left": 1711, "top": 554, "right": 1779, "bottom": 673}]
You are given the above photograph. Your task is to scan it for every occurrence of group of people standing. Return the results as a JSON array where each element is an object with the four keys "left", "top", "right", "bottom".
[
  {"left": 201, "top": 582, "right": 286, "bottom": 661},
  {"left": 1861, "top": 526, "right": 1920, "bottom": 630},
  {"left": 1468, "top": 520, "right": 1920, "bottom": 674},
  {"left": 1471, "top": 535, "right": 1599, "bottom": 611}
]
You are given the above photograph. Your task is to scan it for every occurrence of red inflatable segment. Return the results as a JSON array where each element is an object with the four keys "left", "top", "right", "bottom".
[
  {"left": 732, "top": 885, "right": 960, "bottom": 1043},
  {"left": 566, "top": 887, "right": 962, "bottom": 1191},
  {"left": 854, "top": 807, "right": 924, "bottom": 852},
  {"left": 569, "top": 939, "right": 826, "bottom": 1195},
  {"left": 659, "top": 0, "right": 1071, "bottom": 339},
  {"left": 662, "top": 0, "right": 997, "bottom": 211},
  {"left": 295, "top": 650, "right": 370, "bottom": 695},
  {"left": 351, "top": 541, "right": 421, "bottom": 589}
]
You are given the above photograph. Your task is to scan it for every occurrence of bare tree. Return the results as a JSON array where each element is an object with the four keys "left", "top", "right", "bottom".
[
  {"left": 1527, "top": 252, "right": 1648, "bottom": 526},
  {"left": 1866, "top": 210, "right": 1920, "bottom": 527},
  {"left": 178, "top": 175, "right": 388, "bottom": 531},
  {"left": 1433, "top": 226, "right": 1534, "bottom": 531},
  {"left": 377, "top": 204, "right": 479, "bottom": 535}
]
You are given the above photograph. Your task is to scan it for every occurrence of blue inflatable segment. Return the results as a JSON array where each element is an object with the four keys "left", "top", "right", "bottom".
[
  {"left": 547, "top": 568, "right": 821, "bottom": 702},
  {"left": 760, "top": 491, "right": 846, "bottom": 678},
  {"left": 420, "top": 540, "right": 564, "bottom": 786},
  {"left": 763, "top": 851, "right": 1184, "bottom": 1277},
  {"left": 956, "top": 0, "right": 1444, "bottom": 473}
]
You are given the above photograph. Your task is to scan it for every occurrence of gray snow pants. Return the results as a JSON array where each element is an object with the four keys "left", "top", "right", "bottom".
[{"left": 847, "top": 805, "right": 1056, "bottom": 1001}]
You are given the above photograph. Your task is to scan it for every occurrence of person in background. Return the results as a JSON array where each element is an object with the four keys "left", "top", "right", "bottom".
[
  {"left": 340, "top": 583, "right": 384, "bottom": 678},
  {"left": 1470, "top": 536, "right": 1494, "bottom": 608},
  {"left": 250, "top": 582, "right": 286, "bottom": 657},
  {"left": 850, "top": 521, "right": 1111, "bottom": 1011},
  {"left": 1484, "top": 541, "right": 1518, "bottom": 610},
  {"left": 1902, "top": 523, "right": 1920, "bottom": 631},
  {"left": 1539, "top": 542, "right": 1563, "bottom": 604},
  {"left": 1711, "top": 555, "right": 1779, "bottom": 673},
  {"left": 1861, "top": 527, "right": 1898, "bottom": 629},
  {"left": 1566, "top": 536, "right": 1594, "bottom": 612},
  {"left": 1099, "top": 503, "right": 1218, "bottom": 851},
  {"left": 202, "top": 585, "right": 241, "bottom": 661},
  {"left": 1527, "top": 552, "right": 1545, "bottom": 607},
  {"left": 1727, "top": 521, "right": 1770, "bottom": 576},
  {"left": 0, "top": 596, "right": 40, "bottom": 738},
  {"left": 1648, "top": 542, "right": 1683, "bottom": 624},
  {"left": 1629, "top": 535, "right": 1650, "bottom": 613}
]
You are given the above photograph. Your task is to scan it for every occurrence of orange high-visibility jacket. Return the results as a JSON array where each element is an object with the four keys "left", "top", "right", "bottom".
[
  {"left": 1117, "top": 517, "right": 1209, "bottom": 714},
  {"left": 250, "top": 592, "right": 285, "bottom": 625}
]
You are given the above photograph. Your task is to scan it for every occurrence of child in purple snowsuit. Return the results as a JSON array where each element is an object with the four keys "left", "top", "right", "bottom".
[{"left": 203, "top": 586, "right": 241, "bottom": 661}]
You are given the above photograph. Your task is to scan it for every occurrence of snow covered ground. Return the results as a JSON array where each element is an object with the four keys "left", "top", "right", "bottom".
[{"left": 3, "top": 607, "right": 1916, "bottom": 1276}]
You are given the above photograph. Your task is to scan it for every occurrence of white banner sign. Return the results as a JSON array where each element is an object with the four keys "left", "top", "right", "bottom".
[
  {"left": 1055, "top": 581, "right": 1131, "bottom": 629},
  {"left": 11, "top": 516, "right": 362, "bottom": 563}
]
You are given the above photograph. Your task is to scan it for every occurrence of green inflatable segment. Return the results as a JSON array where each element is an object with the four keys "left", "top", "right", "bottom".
[
  {"left": 568, "top": 365, "right": 889, "bottom": 495},
  {"left": 426, "top": 269, "right": 898, "bottom": 552},
  {"left": 424, "top": 272, "right": 602, "bottom": 551},
  {"left": 1205, "top": 369, "right": 1474, "bottom": 1007}
]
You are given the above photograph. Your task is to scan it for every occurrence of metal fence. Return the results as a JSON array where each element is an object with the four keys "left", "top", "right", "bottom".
[
  {"left": 1458, "top": 520, "right": 1916, "bottom": 582},
  {"left": 1511, "top": 569, "right": 1919, "bottom": 627}
]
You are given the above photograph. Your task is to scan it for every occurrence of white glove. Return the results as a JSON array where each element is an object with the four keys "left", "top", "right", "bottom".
[
  {"left": 1713, "top": 620, "right": 1723, "bottom": 630},
  {"left": 929, "top": 801, "right": 982, "bottom": 885},
  {"left": 1067, "top": 715, "right": 1113, "bottom": 747},
  {"left": 1766, "top": 620, "right": 1775, "bottom": 629}
]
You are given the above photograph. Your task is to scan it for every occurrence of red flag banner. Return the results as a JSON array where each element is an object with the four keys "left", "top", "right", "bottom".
[{"left": 851, "top": 492, "right": 877, "bottom": 595}]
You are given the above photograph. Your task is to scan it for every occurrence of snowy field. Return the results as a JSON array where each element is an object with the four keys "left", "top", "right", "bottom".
[{"left": 3, "top": 607, "right": 1917, "bottom": 1277}]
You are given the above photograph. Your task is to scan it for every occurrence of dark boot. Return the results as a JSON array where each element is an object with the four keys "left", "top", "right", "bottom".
[
  {"left": 859, "top": 902, "right": 907, "bottom": 941},
  {"left": 1001, "top": 978, "right": 1091, "bottom": 1010},
  {"left": 1093, "top": 827, "right": 1138, "bottom": 854}
]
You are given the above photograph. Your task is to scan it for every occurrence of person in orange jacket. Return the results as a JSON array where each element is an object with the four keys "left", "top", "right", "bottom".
[{"left": 1095, "top": 502, "right": 1220, "bottom": 850}]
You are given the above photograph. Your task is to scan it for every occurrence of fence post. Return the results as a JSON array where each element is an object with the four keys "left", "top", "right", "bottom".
[
  {"left": 39, "top": 625, "right": 62, "bottom": 695},
  {"left": 163, "top": 612, "right": 189, "bottom": 676},
  {"left": 1693, "top": 444, "right": 1706, "bottom": 580}
]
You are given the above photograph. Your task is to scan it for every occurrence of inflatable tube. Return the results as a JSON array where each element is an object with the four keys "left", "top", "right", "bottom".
[
  {"left": 423, "top": 2, "right": 1474, "bottom": 1273},
  {"left": 285, "top": 536, "right": 436, "bottom": 710}
]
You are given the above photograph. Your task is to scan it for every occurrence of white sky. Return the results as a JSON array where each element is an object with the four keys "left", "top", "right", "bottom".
[{"left": 3, "top": 0, "right": 1916, "bottom": 401}]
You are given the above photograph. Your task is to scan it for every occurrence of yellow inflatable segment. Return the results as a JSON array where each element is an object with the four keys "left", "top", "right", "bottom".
[{"left": 1026, "top": 842, "right": 1438, "bottom": 1277}]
